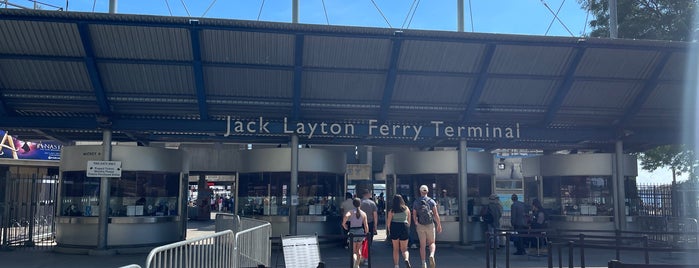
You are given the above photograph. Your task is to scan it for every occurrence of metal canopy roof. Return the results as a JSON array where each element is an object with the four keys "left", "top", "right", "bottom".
[{"left": 0, "top": 9, "right": 695, "bottom": 152}]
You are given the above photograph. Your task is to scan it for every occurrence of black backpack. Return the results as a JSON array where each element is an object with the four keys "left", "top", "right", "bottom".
[
  {"left": 417, "top": 199, "right": 435, "bottom": 225},
  {"left": 482, "top": 206, "right": 494, "bottom": 224}
]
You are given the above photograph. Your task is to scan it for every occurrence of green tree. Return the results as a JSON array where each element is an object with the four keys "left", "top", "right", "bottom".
[
  {"left": 579, "top": 0, "right": 698, "bottom": 41},
  {"left": 637, "top": 145, "right": 697, "bottom": 182}
]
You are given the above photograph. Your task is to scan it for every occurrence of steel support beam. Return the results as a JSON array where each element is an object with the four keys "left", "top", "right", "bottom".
[
  {"left": 291, "top": 34, "right": 304, "bottom": 121},
  {"left": 379, "top": 37, "right": 403, "bottom": 121},
  {"left": 614, "top": 52, "right": 672, "bottom": 128},
  {"left": 189, "top": 20, "right": 209, "bottom": 120},
  {"left": 541, "top": 47, "right": 586, "bottom": 126},
  {"left": 461, "top": 44, "right": 495, "bottom": 123},
  {"left": 77, "top": 23, "right": 111, "bottom": 115}
]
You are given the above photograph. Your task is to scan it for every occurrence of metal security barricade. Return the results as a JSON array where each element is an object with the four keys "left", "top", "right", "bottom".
[
  {"left": 142, "top": 215, "right": 271, "bottom": 268},
  {"left": 233, "top": 218, "right": 272, "bottom": 268},
  {"left": 145, "top": 230, "right": 235, "bottom": 268}
]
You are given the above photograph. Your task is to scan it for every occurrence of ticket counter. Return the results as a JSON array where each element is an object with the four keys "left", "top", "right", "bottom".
[
  {"left": 56, "top": 145, "right": 187, "bottom": 251},
  {"left": 237, "top": 148, "right": 345, "bottom": 238},
  {"left": 385, "top": 150, "right": 494, "bottom": 243},
  {"left": 522, "top": 153, "right": 637, "bottom": 231}
]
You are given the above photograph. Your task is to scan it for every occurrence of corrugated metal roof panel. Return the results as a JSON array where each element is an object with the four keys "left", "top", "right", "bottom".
[
  {"left": 398, "top": 40, "right": 483, "bottom": 72},
  {"left": 99, "top": 63, "right": 195, "bottom": 95},
  {"left": 204, "top": 67, "right": 293, "bottom": 98},
  {"left": 489, "top": 45, "right": 572, "bottom": 75},
  {"left": 658, "top": 52, "right": 688, "bottom": 81},
  {"left": 0, "top": 59, "right": 92, "bottom": 91},
  {"left": 200, "top": 30, "right": 294, "bottom": 65},
  {"left": 563, "top": 80, "right": 643, "bottom": 109},
  {"left": 0, "top": 20, "right": 83, "bottom": 56},
  {"left": 302, "top": 71, "right": 384, "bottom": 101},
  {"left": 642, "top": 83, "right": 683, "bottom": 109},
  {"left": 576, "top": 49, "right": 658, "bottom": 79},
  {"left": 304, "top": 36, "right": 391, "bottom": 69},
  {"left": 90, "top": 24, "right": 192, "bottom": 60},
  {"left": 111, "top": 102, "right": 199, "bottom": 116},
  {"left": 480, "top": 78, "right": 559, "bottom": 106},
  {"left": 392, "top": 74, "right": 471, "bottom": 104}
]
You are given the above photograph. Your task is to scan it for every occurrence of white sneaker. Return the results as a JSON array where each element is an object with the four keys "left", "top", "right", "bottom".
[{"left": 429, "top": 256, "right": 436, "bottom": 268}]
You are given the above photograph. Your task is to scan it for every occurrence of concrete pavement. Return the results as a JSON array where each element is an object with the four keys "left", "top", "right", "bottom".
[{"left": 1, "top": 217, "right": 697, "bottom": 268}]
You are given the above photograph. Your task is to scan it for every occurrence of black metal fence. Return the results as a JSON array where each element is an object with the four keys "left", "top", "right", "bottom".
[
  {"left": 636, "top": 181, "right": 699, "bottom": 219},
  {"left": 1, "top": 175, "right": 58, "bottom": 249}
]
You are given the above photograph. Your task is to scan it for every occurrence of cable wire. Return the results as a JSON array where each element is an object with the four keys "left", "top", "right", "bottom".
[
  {"left": 164, "top": 0, "right": 173, "bottom": 16},
  {"left": 405, "top": 0, "right": 421, "bottom": 29},
  {"left": 539, "top": 0, "right": 574, "bottom": 36},
  {"left": 369, "top": 0, "right": 393, "bottom": 28},
  {"left": 582, "top": 7, "right": 590, "bottom": 36},
  {"left": 401, "top": 0, "right": 418, "bottom": 29},
  {"left": 257, "top": 0, "right": 265, "bottom": 21},
  {"left": 202, "top": 0, "right": 217, "bottom": 17},
  {"left": 468, "top": 0, "right": 474, "bottom": 32},
  {"left": 179, "top": 0, "right": 191, "bottom": 17},
  {"left": 91, "top": 0, "right": 96, "bottom": 12},
  {"left": 321, "top": 0, "right": 330, "bottom": 25},
  {"left": 544, "top": 0, "right": 566, "bottom": 36}
]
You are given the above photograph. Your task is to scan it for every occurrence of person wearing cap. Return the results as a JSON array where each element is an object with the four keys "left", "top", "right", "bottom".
[
  {"left": 359, "top": 188, "right": 378, "bottom": 265},
  {"left": 412, "top": 185, "right": 441, "bottom": 268},
  {"left": 510, "top": 194, "right": 528, "bottom": 255},
  {"left": 484, "top": 194, "right": 503, "bottom": 248}
]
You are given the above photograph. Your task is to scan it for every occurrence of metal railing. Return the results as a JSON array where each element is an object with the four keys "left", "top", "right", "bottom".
[
  {"left": 232, "top": 217, "right": 272, "bottom": 267},
  {"left": 145, "top": 230, "right": 235, "bottom": 268},
  {"left": 139, "top": 214, "right": 271, "bottom": 268},
  {"left": 485, "top": 228, "right": 699, "bottom": 268}
]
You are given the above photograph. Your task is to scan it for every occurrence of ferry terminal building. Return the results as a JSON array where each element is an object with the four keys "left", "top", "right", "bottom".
[{"left": 0, "top": 9, "right": 695, "bottom": 251}]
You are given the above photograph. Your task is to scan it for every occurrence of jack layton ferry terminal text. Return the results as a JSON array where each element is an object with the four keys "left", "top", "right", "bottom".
[{"left": 224, "top": 116, "right": 520, "bottom": 141}]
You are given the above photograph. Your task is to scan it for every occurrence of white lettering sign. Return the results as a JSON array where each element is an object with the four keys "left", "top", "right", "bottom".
[{"left": 87, "top": 161, "right": 122, "bottom": 178}]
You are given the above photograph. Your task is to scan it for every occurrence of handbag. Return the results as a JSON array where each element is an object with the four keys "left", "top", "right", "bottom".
[{"left": 361, "top": 237, "right": 369, "bottom": 258}]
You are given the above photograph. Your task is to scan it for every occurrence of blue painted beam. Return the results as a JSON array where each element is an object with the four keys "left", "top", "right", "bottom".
[
  {"left": 461, "top": 44, "right": 496, "bottom": 123},
  {"left": 291, "top": 34, "right": 304, "bottom": 121},
  {"left": 0, "top": 98, "right": 10, "bottom": 116},
  {"left": 77, "top": 23, "right": 111, "bottom": 115},
  {"left": 540, "top": 47, "right": 586, "bottom": 127},
  {"left": 189, "top": 22, "right": 209, "bottom": 120},
  {"left": 614, "top": 52, "right": 673, "bottom": 128},
  {"left": 379, "top": 37, "right": 403, "bottom": 122}
]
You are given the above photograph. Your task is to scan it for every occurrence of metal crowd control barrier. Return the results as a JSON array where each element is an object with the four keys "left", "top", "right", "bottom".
[
  {"left": 138, "top": 214, "right": 271, "bottom": 268},
  {"left": 145, "top": 230, "right": 235, "bottom": 268}
]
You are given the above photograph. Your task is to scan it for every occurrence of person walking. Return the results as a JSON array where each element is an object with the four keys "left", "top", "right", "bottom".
[
  {"left": 510, "top": 194, "right": 528, "bottom": 255},
  {"left": 412, "top": 185, "right": 441, "bottom": 268},
  {"left": 341, "top": 192, "right": 355, "bottom": 249},
  {"left": 342, "top": 198, "right": 369, "bottom": 268},
  {"left": 386, "top": 194, "right": 412, "bottom": 268},
  {"left": 483, "top": 194, "right": 503, "bottom": 248},
  {"left": 359, "top": 188, "right": 378, "bottom": 265}
]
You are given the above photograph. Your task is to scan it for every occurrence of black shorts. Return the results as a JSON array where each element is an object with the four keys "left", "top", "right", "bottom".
[{"left": 389, "top": 222, "right": 409, "bottom": 241}]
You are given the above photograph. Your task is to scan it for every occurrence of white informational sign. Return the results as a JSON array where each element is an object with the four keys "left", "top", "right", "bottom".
[
  {"left": 87, "top": 160, "right": 122, "bottom": 178},
  {"left": 346, "top": 164, "right": 371, "bottom": 180}
]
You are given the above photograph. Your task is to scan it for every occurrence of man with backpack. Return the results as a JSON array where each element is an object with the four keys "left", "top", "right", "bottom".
[{"left": 412, "top": 185, "right": 441, "bottom": 268}]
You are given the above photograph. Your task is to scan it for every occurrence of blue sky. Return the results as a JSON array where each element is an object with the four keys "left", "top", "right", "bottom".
[
  {"left": 37, "top": 0, "right": 592, "bottom": 37},
  {"left": 21, "top": 0, "right": 685, "bottom": 184}
]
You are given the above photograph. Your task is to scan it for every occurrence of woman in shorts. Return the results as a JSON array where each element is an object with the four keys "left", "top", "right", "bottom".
[
  {"left": 342, "top": 198, "right": 369, "bottom": 268},
  {"left": 386, "top": 194, "right": 412, "bottom": 268}
]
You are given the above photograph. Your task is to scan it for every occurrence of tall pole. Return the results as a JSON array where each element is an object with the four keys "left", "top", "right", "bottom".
[
  {"left": 289, "top": 135, "right": 299, "bottom": 235},
  {"left": 609, "top": 0, "right": 618, "bottom": 38},
  {"left": 457, "top": 0, "right": 464, "bottom": 32},
  {"left": 615, "top": 141, "right": 627, "bottom": 231},
  {"left": 458, "top": 139, "right": 469, "bottom": 244},
  {"left": 292, "top": 0, "right": 298, "bottom": 23},
  {"left": 109, "top": 0, "right": 117, "bottom": 14},
  {"left": 97, "top": 129, "right": 112, "bottom": 250}
]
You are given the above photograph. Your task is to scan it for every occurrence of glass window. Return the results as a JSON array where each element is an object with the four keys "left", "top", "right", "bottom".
[
  {"left": 237, "top": 172, "right": 342, "bottom": 217},
  {"left": 60, "top": 171, "right": 181, "bottom": 217},
  {"left": 542, "top": 176, "right": 613, "bottom": 216}
]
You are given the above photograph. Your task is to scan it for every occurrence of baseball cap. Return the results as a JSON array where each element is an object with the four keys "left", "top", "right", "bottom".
[{"left": 419, "top": 185, "right": 429, "bottom": 193}]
